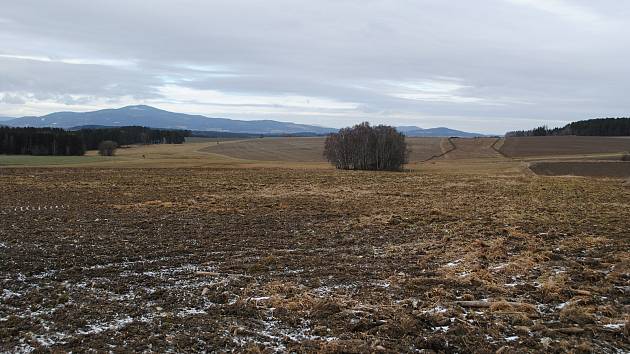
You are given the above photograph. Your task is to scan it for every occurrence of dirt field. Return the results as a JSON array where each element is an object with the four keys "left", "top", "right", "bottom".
[
  {"left": 529, "top": 161, "right": 630, "bottom": 177},
  {"left": 200, "top": 137, "right": 445, "bottom": 163},
  {"left": 201, "top": 138, "right": 328, "bottom": 162},
  {"left": 1, "top": 165, "right": 628, "bottom": 353},
  {"left": 500, "top": 136, "right": 630, "bottom": 158},
  {"left": 436, "top": 138, "right": 504, "bottom": 160}
]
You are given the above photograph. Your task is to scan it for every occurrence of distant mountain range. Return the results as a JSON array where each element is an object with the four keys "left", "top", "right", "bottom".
[
  {"left": 2, "top": 105, "right": 336, "bottom": 135},
  {"left": 396, "top": 126, "right": 487, "bottom": 137},
  {"left": 2, "top": 105, "right": 486, "bottom": 137}
]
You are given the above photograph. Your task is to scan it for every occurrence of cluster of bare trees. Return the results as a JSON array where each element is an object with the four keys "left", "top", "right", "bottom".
[
  {"left": 98, "top": 140, "right": 118, "bottom": 156},
  {"left": 324, "top": 122, "right": 409, "bottom": 171}
]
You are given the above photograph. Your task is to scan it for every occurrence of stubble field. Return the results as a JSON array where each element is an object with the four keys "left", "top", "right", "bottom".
[
  {"left": 1, "top": 163, "right": 628, "bottom": 353},
  {"left": 200, "top": 137, "right": 445, "bottom": 163}
]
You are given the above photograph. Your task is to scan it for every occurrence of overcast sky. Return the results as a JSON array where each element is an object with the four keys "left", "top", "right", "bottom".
[{"left": 1, "top": 0, "right": 629, "bottom": 133}]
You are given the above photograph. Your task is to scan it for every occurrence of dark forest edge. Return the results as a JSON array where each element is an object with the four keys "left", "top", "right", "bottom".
[
  {"left": 506, "top": 117, "right": 630, "bottom": 137},
  {"left": 0, "top": 126, "right": 191, "bottom": 156}
]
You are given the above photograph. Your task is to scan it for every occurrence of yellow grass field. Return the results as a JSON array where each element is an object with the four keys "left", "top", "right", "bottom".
[{"left": 0, "top": 137, "right": 446, "bottom": 169}]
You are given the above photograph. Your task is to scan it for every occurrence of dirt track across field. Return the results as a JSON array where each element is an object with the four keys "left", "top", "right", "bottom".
[{"left": 437, "top": 138, "right": 505, "bottom": 160}]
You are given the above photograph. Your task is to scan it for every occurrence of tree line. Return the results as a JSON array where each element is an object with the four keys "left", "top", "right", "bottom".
[
  {"left": 0, "top": 127, "right": 85, "bottom": 155},
  {"left": 0, "top": 126, "right": 190, "bottom": 156},
  {"left": 324, "top": 122, "right": 409, "bottom": 171},
  {"left": 77, "top": 126, "right": 190, "bottom": 150},
  {"left": 506, "top": 118, "right": 630, "bottom": 137}
]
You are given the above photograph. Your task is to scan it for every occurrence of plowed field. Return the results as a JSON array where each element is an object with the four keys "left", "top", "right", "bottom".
[{"left": 1, "top": 168, "right": 628, "bottom": 353}]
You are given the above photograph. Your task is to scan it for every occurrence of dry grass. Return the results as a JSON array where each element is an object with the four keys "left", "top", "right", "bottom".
[
  {"left": 200, "top": 136, "right": 445, "bottom": 163},
  {"left": 0, "top": 137, "right": 446, "bottom": 169}
]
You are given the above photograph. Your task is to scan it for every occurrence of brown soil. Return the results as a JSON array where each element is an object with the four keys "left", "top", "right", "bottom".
[
  {"left": 200, "top": 137, "right": 444, "bottom": 163},
  {"left": 1, "top": 168, "right": 628, "bottom": 352},
  {"left": 201, "top": 137, "right": 327, "bottom": 162},
  {"left": 406, "top": 138, "right": 445, "bottom": 162},
  {"left": 500, "top": 136, "right": 630, "bottom": 158},
  {"left": 439, "top": 138, "right": 505, "bottom": 160},
  {"left": 530, "top": 161, "right": 630, "bottom": 177}
]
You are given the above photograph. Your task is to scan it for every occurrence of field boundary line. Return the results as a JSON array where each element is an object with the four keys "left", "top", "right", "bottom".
[
  {"left": 421, "top": 137, "right": 457, "bottom": 162},
  {"left": 490, "top": 137, "right": 511, "bottom": 158}
]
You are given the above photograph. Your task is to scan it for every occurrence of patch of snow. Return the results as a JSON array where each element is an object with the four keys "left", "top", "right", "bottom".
[
  {"left": 176, "top": 308, "right": 207, "bottom": 317},
  {"left": 555, "top": 302, "right": 570, "bottom": 310},
  {"left": 603, "top": 323, "right": 625, "bottom": 330},
  {"left": 433, "top": 326, "right": 449, "bottom": 332},
  {"left": 284, "top": 268, "right": 304, "bottom": 274},
  {"left": 373, "top": 280, "right": 390, "bottom": 288},
  {"left": 490, "top": 263, "right": 507, "bottom": 271},
  {"left": 445, "top": 259, "right": 462, "bottom": 268},
  {"left": 32, "top": 269, "right": 59, "bottom": 279},
  {"left": 110, "top": 291, "right": 137, "bottom": 301},
  {"left": 2, "top": 288, "right": 21, "bottom": 300},
  {"left": 505, "top": 336, "right": 519, "bottom": 342},
  {"left": 312, "top": 283, "right": 357, "bottom": 296},
  {"left": 32, "top": 332, "right": 70, "bottom": 347},
  {"left": 77, "top": 316, "right": 133, "bottom": 335},
  {"left": 423, "top": 306, "right": 448, "bottom": 314},
  {"left": 551, "top": 267, "right": 566, "bottom": 275},
  {"left": 249, "top": 296, "right": 271, "bottom": 302},
  {"left": 12, "top": 340, "right": 35, "bottom": 354}
]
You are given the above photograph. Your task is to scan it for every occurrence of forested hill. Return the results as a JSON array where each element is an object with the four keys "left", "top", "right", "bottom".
[
  {"left": 507, "top": 117, "right": 630, "bottom": 137},
  {"left": 3, "top": 105, "right": 337, "bottom": 135}
]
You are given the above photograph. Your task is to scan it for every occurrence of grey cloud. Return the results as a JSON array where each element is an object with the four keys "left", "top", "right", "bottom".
[
  {"left": 0, "top": 93, "right": 26, "bottom": 104},
  {"left": 0, "top": 57, "right": 161, "bottom": 99},
  {"left": 0, "top": 0, "right": 629, "bottom": 133}
]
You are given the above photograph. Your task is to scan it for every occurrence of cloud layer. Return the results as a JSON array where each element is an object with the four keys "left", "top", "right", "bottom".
[{"left": 1, "top": 0, "right": 628, "bottom": 133}]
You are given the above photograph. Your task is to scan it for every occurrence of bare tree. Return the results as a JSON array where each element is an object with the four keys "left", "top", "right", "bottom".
[
  {"left": 98, "top": 140, "right": 118, "bottom": 156},
  {"left": 324, "top": 122, "right": 408, "bottom": 171}
]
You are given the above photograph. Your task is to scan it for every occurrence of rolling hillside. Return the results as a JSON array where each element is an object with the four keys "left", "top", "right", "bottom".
[
  {"left": 4, "top": 105, "right": 336, "bottom": 135},
  {"left": 4, "top": 105, "right": 486, "bottom": 137},
  {"left": 397, "top": 126, "right": 487, "bottom": 137}
]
